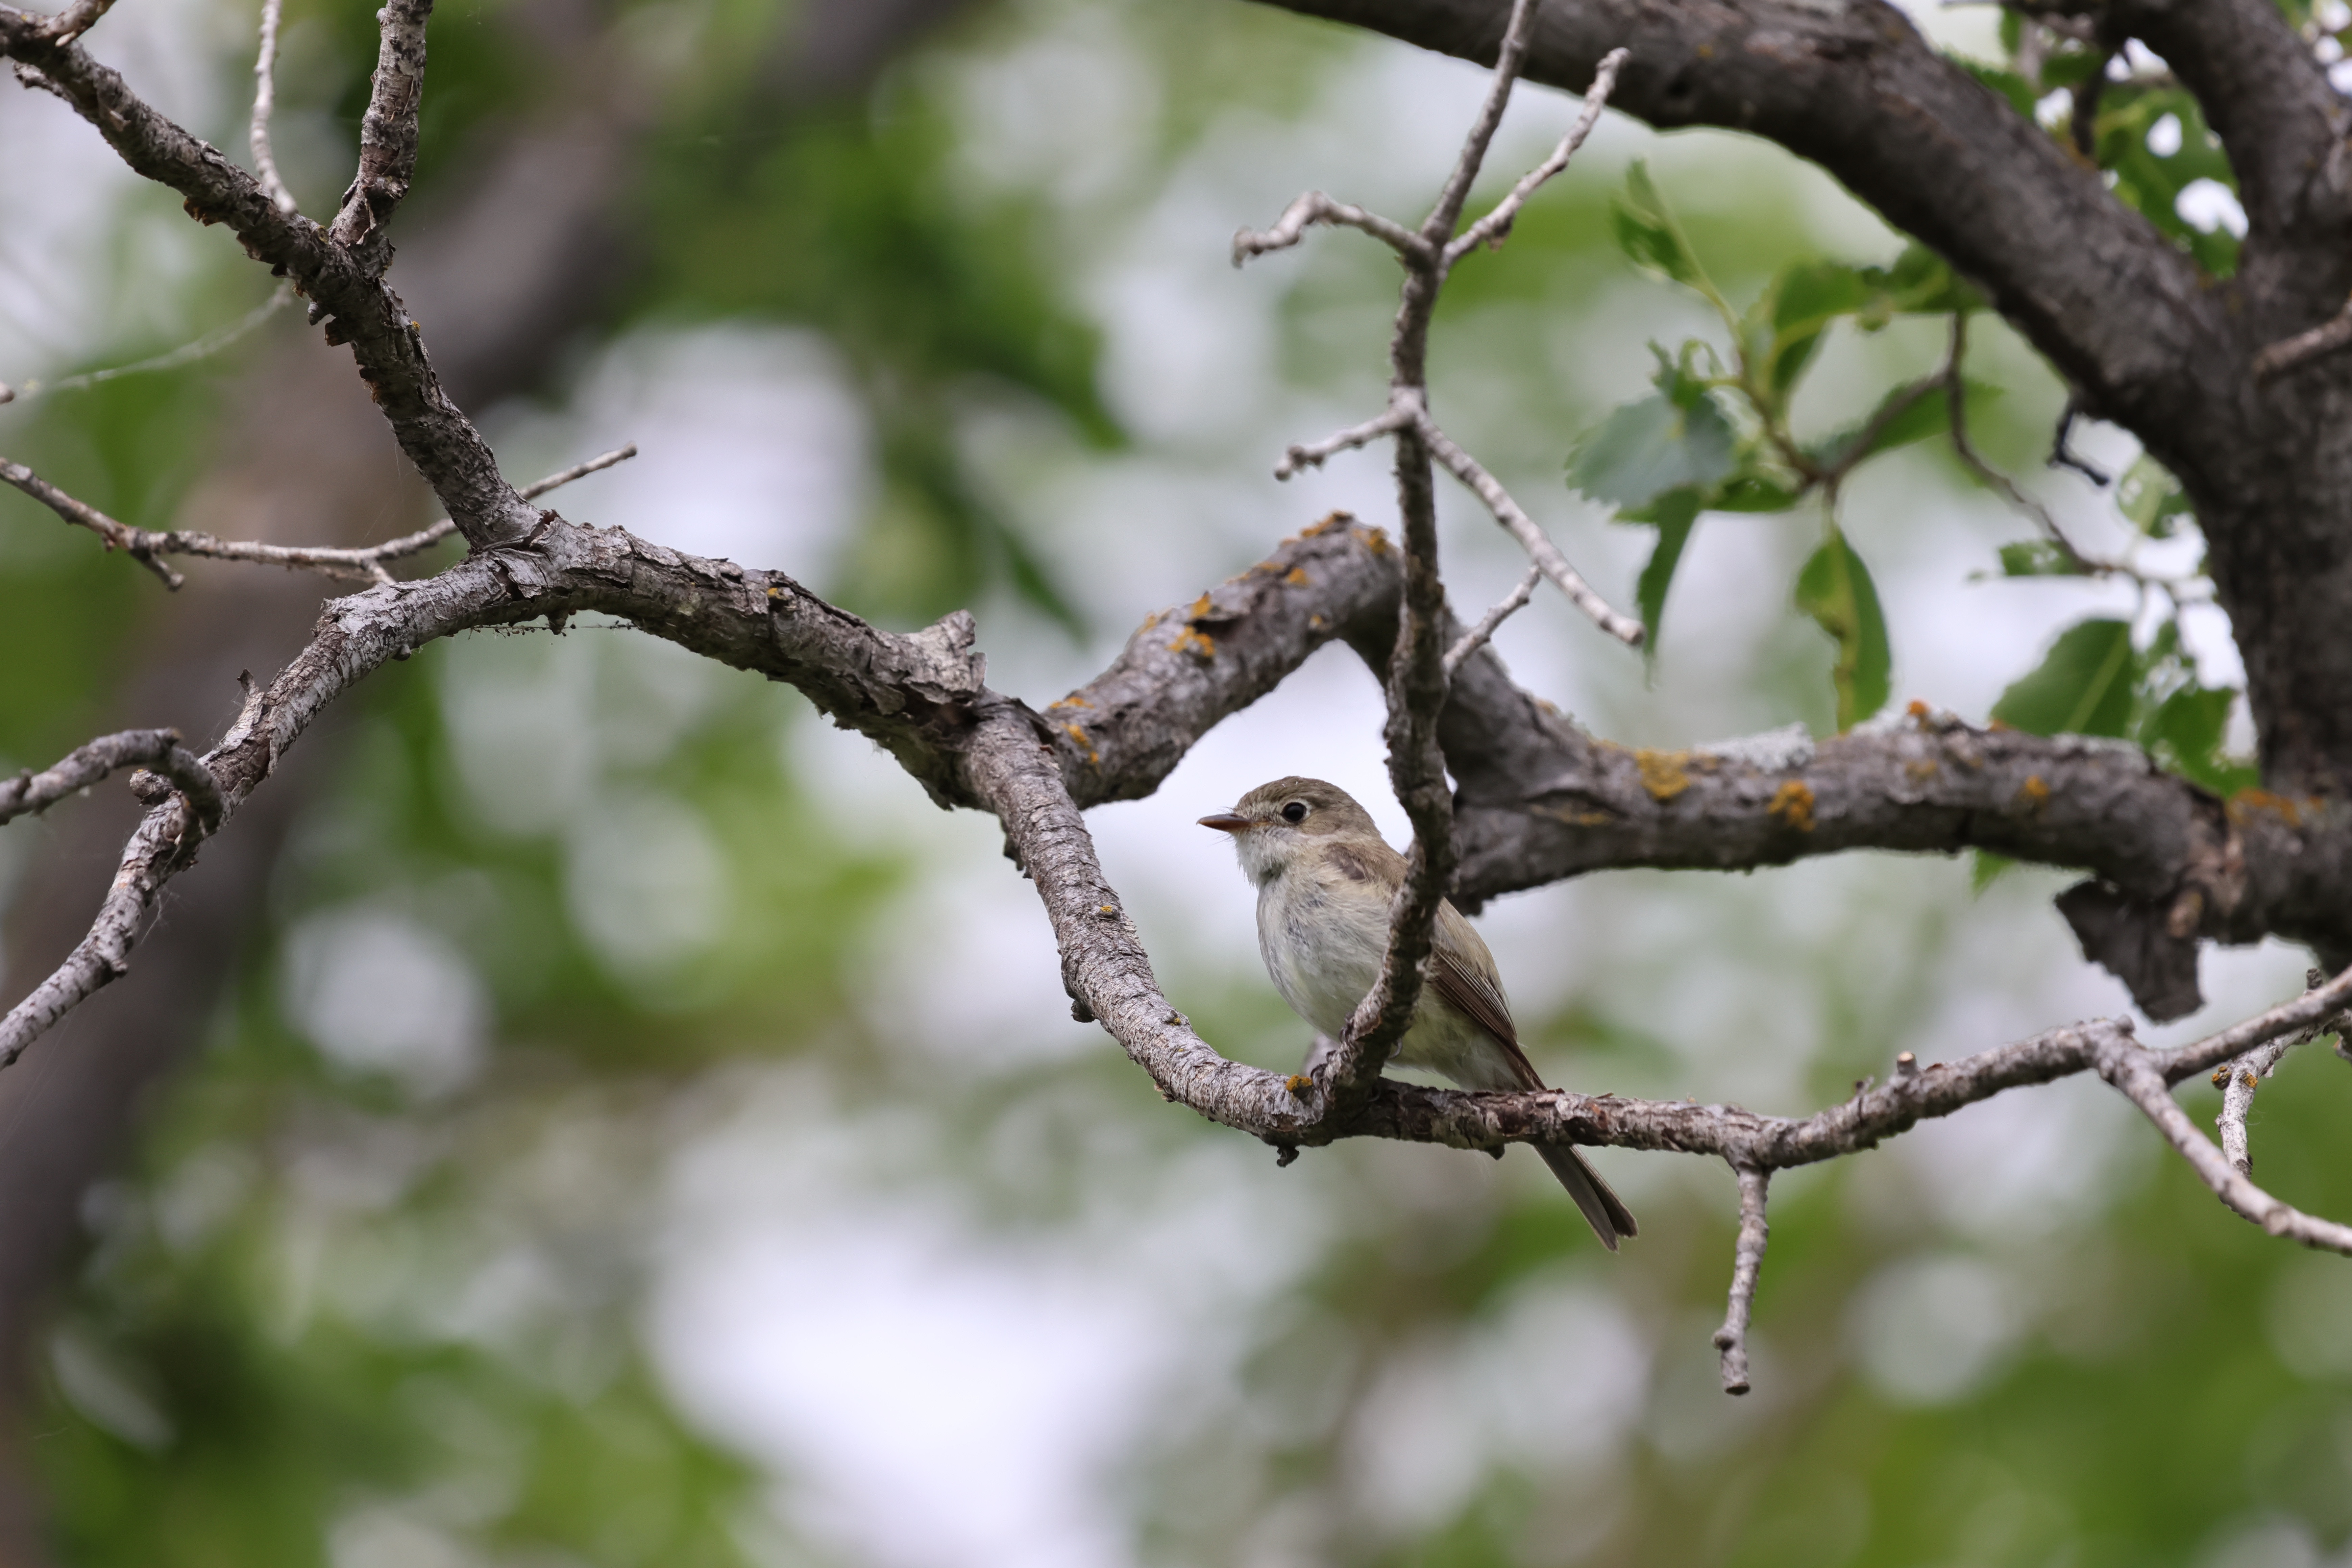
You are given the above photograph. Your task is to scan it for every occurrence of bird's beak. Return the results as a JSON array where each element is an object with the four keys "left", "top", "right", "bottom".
[{"left": 1197, "top": 812, "right": 1250, "bottom": 835}]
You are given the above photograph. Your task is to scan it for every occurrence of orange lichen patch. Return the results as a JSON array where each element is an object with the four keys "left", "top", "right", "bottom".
[
  {"left": 1907, "top": 699, "right": 1931, "bottom": 719},
  {"left": 1768, "top": 780, "right": 1816, "bottom": 832},
  {"left": 1300, "top": 512, "right": 1351, "bottom": 537},
  {"left": 1284, "top": 1075, "right": 1314, "bottom": 1096},
  {"left": 1062, "top": 723, "right": 1100, "bottom": 765},
  {"left": 1170, "top": 622, "right": 1217, "bottom": 660},
  {"left": 1363, "top": 528, "right": 1392, "bottom": 555},
  {"left": 1905, "top": 758, "right": 1939, "bottom": 784},
  {"left": 2229, "top": 788, "right": 2307, "bottom": 827},
  {"left": 2018, "top": 774, "right": 2051, "bottom": 812},
  {"left": 1531, "top": 802, "right": 1617, "bottom": 828},
  {"left": 1635, "top": 749, "right": 1691, "bottom": 802},
  {"left": 1048, "top": 692, "right": 1092, "bottom": 710},
  {"left": 1307, "top": 613, "right": 1328, "bottom": 630},
  {"left": 1285, "top": 566, "right": 1309, "bottom": 586},
  {"left": 1188, "top": 593, "right": 1214, "bottom": 620}
]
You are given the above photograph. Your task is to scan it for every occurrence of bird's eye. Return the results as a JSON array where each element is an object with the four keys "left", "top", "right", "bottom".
[{"left": 1281, "top": 801, "right": 1308, "bottom": 824}]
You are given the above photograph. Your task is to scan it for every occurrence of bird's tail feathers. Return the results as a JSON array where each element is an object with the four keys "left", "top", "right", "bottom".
[{"left": 1535, "top": 1144, "right": 1638, "bottom": 1252}]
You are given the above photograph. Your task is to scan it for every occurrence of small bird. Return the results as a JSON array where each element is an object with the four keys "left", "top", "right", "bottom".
[{"left": 1201, "top": 776, "right": 1637, "bottom": 1250}]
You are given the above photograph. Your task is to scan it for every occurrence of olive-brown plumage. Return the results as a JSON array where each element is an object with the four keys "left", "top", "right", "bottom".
[{"left": 1201, "top": 777, "right": 1637, "bottom": 1249}]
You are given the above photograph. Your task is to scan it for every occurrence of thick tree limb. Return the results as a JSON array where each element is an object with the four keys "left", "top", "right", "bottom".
[
  {"left": 2102, "top": 0, "right": 2352, "bottom": 268},
  {"left": 1040, "top": 520, "right": 2352, "bottom": 1019}
]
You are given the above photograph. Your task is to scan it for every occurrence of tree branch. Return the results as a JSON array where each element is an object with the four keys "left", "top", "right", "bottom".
[
  {"left": 1042, "top": 519, "right": 2352, "bottom": 1020},
  {"left": 248, "top": 0, "right": 296, "bottom": 215},
  {"left": 0, "top": 455, "right": 186, "bottom": 586},
  {"left": 1, "top": 445, "right": 634, "bottom": 584},
  {"left": 1415, "top": 412, "right": 1643, "bottom": 645},
  {"left": 1441, "top": 562, "right": 1538, "bottom": 677},
  {"left": 2105, "top": 0, "right": 2352, "bottom": 261},
  {"left": 1246, "top": 0, "right": 2229, "bottom": 480},
  {"left": 0, "top": 8, "right": 539, "bottom": 546},
  {"left": 1232, "top": 191, "right": 1431, "bottom": 266},
  {"left": 1442, "top": 45, "right": 1623, "bottom": 267},
  {"left": 0, "top": 729, "right": 219, "bottom": 831},
  {"left": 327, "top": 0, "right": 431, "bottom": 270},
  {"left": 2212, "top": 967, "right": 2348, "bottom": 1176},
  {"left": 1712, "top": 1167, "right": 1769, "bottom": 1396}
]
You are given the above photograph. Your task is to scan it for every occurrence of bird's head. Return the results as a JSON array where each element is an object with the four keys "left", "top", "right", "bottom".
[{"left": 1199, "top": 776, "right": 1384, "bottom": 885}]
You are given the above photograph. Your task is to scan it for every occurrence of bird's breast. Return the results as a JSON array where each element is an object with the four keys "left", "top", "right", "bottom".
[{"left": 1256, "top": 869, "right": 1389, "bottom": 1040}]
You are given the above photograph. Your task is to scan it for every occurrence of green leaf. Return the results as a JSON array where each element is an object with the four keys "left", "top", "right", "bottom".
[
  {"left": 2087, "top": 87, "right": 2239, "bottom": 277},
  {"left": 1569, "top": 366, "right": 1738, "bottom": 508},
  {"left": 1857, "top": 246, "right": 1983, "bottom": 324},
  {"left": 1708, "top": 473, "right": 1808, "bottom": 514},
  {"left": 1970, "top": 850, "right": 2017, "bottom": 893},
  {"left": 1996, "top": 540, "right": 2088, "bottom": 576},
  {"left": 2038, "top": 47, "right": 2107, "bottom": 88},
  {"left": 1794, "top": 529, "right": 1892, "bottom": 730},
  {"left": 1993, "top": 618, "right": 2137, "bottom": 737},
  {"left": 2116, "top": 452, "right": 2194, "bottom": 538},
  {"left": 1810, "top": 378, "right": 1957, "bottom": 472},
  {"left": 1758, "top": 260, "right": 1870, "bottom": 401},
  {"left": 1611, "top": 163, "right": 1721, "bottom": 307},
  {"left": 2141, "top": 683, "right": 2258, "bottom": 796},
  {"left": 1634, "top": 489, "right": 1701, "bottom": 659}
]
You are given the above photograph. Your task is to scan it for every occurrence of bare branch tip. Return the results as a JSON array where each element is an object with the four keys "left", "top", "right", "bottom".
[{"left": 1714, "top": 1166, "right": 1772, "bottom": 1395}]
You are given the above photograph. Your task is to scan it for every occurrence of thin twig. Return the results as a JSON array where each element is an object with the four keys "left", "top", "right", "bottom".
[
  {"left": 1273, "top": 407, "right": 1414, "bottom": 480},
  {"left": 2253, "top": 295, "right": 2352, "bottom": 380},
  {"left": 1943, "top": 315, "right": 2099, "bottom": 571},
  {"left": 1712, "top": 1166, "right": 1771, "bottom": 1395},
  {"left": 0, "top": 457, "right": 185, "bottom": 587},
  {"left": 515, "top": 443, "right": 638, "bottom": 501},
  {"left": 1232, "top": 191, "right": 1431, "bottom": 268},
  {"left": 1416, "top": 415, "right": 1645, "bottom": 645},
  {"left": 1817, "top": 372, "right": 1940, "bottom": 491},
  {"left": 2212, "top": 967, "right": 2347, "bottom": 1175},
  {"left": 1444, "top": 48, "right": 1627, "bottom": 268},
  {"left": 0, "top": 728, "right": 220, "bottom": 831},
  {"left": 3, "top": 284, "right": 295, "bottom": 403},
  {"left": 0, "top": 444, "right": 635, "bottom": 586},
  {"left": 1420, "top": 0, "right": 1538, "bottom": 244},
  {"left": 1442, "top": 563, "right": 1539, "bottom": 677},
  {"left": 2101, "top": 1040, "right": 2352, "bottom": 1254},
  {"left": 249, "top": 0, "right": 297, "bottom": 215}
]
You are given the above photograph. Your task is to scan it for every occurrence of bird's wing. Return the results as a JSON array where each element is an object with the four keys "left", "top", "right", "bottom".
[{"left": 1428, "top": 902, "right": 1548, "bottom": 1092}]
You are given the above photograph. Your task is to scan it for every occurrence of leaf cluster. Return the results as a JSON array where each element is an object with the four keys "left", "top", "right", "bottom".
[{"left": 1571, "top": 164, "right": 1979, "bottom": 728}]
